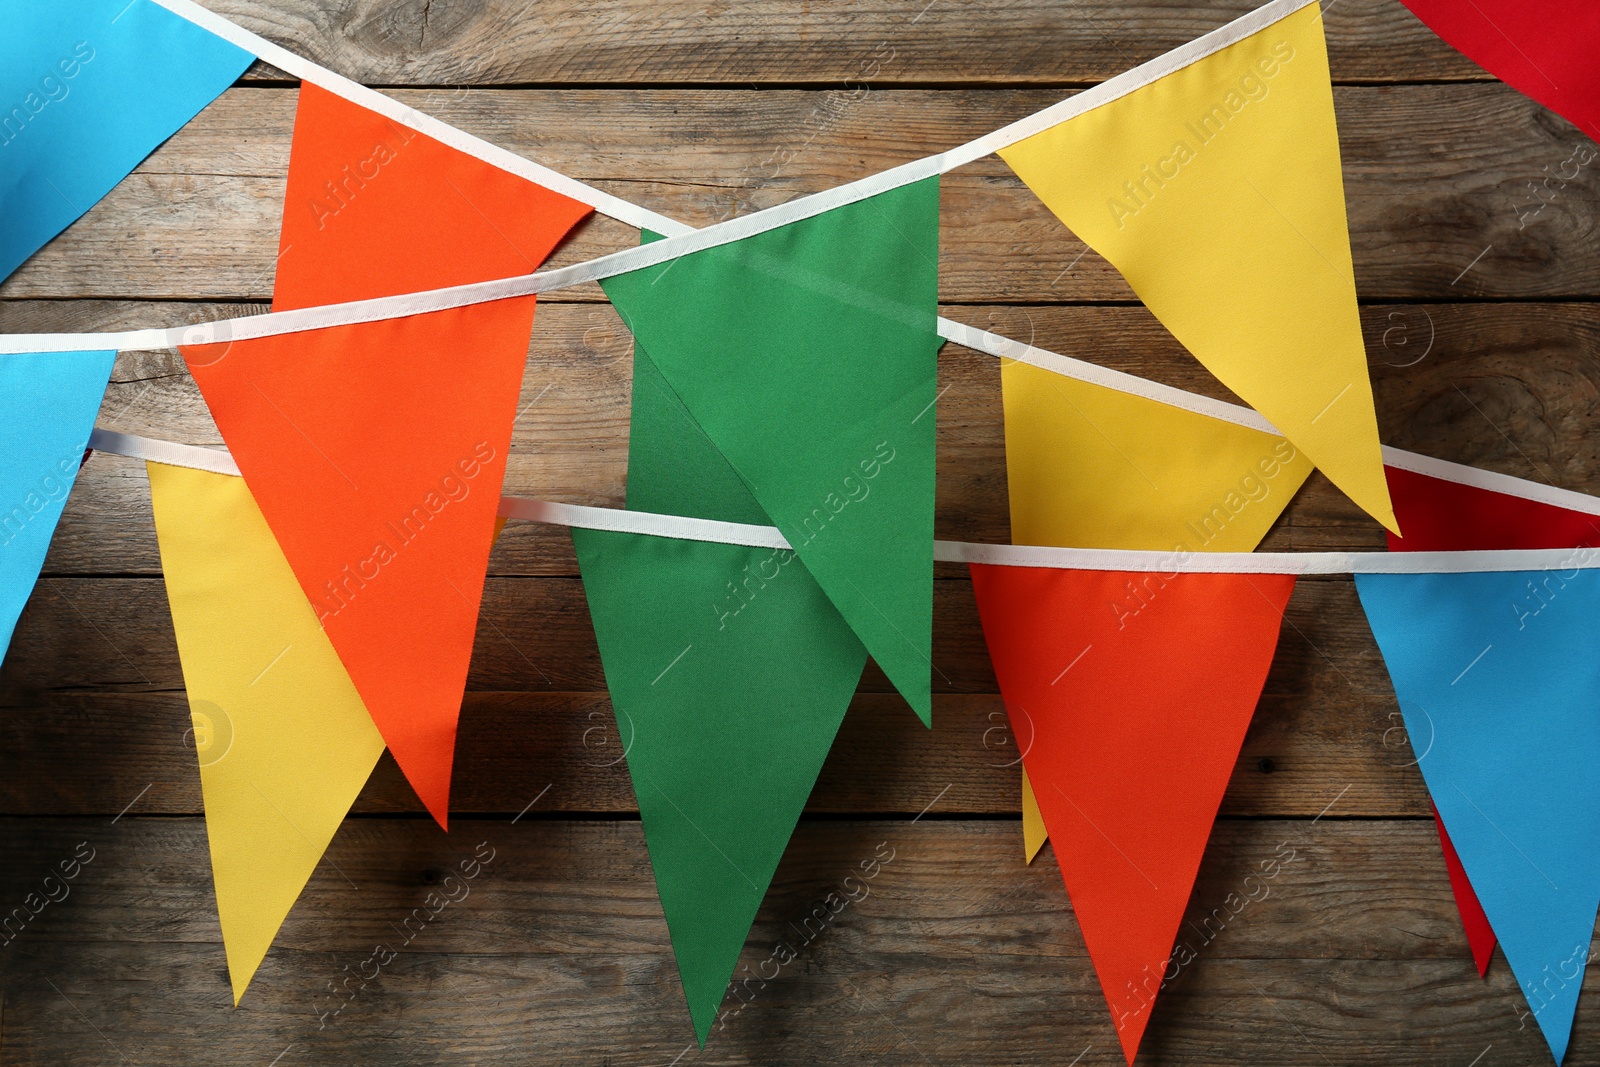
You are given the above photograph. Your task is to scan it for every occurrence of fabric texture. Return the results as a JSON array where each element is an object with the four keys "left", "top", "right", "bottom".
[
  {"left": 998, "top": 3, "right": 1395, "bottom": 532},
  {"left": 148, "top": 461, "right": 384, "bottom": 1003},
  {"left": 971, "top": 564, "right": 1294, "bottom": 1064},
  {"left": 181, "top": 299, "right": 538, "bottom": 827},
  {"left": 0, "top": 0, "right": 251, "bottom": 281},
  {"left": 601, "top": 178, "right": 943, "bottom": 725},
  {"left": 0, "top": 349, "right": 117, "bottom": 662}
]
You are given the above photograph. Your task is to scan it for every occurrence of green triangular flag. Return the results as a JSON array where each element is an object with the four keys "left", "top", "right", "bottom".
[
  {"left": 574, "top": 231, "right": 870, "bottom": 1044},
  {"left": 579, "top": 259, "right": 876, "bottom": 1036},
  {"left": 573, "top": 530, "right": 866, "bottom": 1043},
  {"left": 601, "top": 178, "right": 942, "bottom": 724}
]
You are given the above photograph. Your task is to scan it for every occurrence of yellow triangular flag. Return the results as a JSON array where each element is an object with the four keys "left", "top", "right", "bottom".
[
  {"left": 1002, "top": 358, "right": 1313, "bottom": 856},
  {"left": 1003, "top": 360, "right": 1313, "bottom": 552},
  {"left": 148, "top": 462, "right": 385, "bottom": 1003},
  {"left": 997, "top": 2, "right": 1396, "bottom": 532},
  {"left": 1021, "top": 764, "right": 1049, "bottom": 863}
]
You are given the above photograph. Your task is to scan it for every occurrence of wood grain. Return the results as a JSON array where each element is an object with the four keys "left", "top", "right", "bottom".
[
  {"left": 0, "top": 818, "right": 1586, "bottom": 1066},
  {"left": 3, "top": 1, "right": 1599, "bottom": 1062},
  {"left": 207, "top": 0, "right": 1487, "bottom": 87},
  {"left": 1, "top": 86, "right": 1595, "bottom": 302}
]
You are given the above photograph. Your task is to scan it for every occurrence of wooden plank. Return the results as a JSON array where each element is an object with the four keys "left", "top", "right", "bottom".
[
  {"left": 2, "top": 86, "right": 1595, "bottom": 302},
  {"left": 0, "top": 818, "right": 1583, "bottom": 1066},
  {"left": 0, "top": 685, "right": 1436, "bottom": 819},
  {"left": 0, "top": 576, "right": 1434, "bottom": 818},
  {"left": 0, "top": 299, "right": 1592, "bottom": 575},
  {"left": 209, "top": 0, "right": 1486, "bottom": 87}
]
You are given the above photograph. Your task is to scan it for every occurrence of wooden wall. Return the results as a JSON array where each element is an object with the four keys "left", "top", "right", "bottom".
[{"left": 1, "top": 1, "right": 1597, "bottom": 1063}]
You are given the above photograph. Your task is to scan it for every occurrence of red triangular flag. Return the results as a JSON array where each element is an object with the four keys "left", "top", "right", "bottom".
[
  {"left": 1387, "top": 464, "right": 1600, "bottom": 552},
  {"left": 1386, "top": 462, "right": 1600, "bottom": 974},
  {"left": 273, "top": 81, "right": 592, "bottom": 311},
  {"left": 1432, "top": 802, "right": 1496, "bottom": 977},
  {"left": 1399, "top": 0, "right": 1600, "bottom": 141},
  {"left": 969, "top": 565, "right": 1293, "bottom": 1064},
  {"left": 181, "top": 298, "right": 538, "bottom": 828}
]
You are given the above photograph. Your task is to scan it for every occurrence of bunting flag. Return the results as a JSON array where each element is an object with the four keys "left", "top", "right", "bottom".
[
  {"left": 571, "top": 528, "right": 865, "bottom": 1043},
  {"left": 272, "top": 82, "right": 592, "bottom": 310},
  {"left": 0, "top": 349, "right": 117, "bottom": 663},
  {"left": 1003, "top": 360, "right": 1313, "bottom": 552},
  {"left": 1021, "top": 764, "right": 1048, "bottom": 864},
  {"left": 1387, "top": 462, "right": 1600, "bottom": 978},
  {"left": 996, "top": 2, "right": 1397, "bottom": 532},
  {"left": 1355, "top": 568, "right": 1600, "bottom": 1064},
  {"left": 1399, "top": 0, "right": 1600, "bottom": 140},
  {"left": 181, "top": 299, "right": 539, "bottom": 827},
  {"left": 147, "top": 461, "right": 384, "bottom": 1003},
  {"left": 1432, "top": 799, "right": 1497, "bottom": 978},
  {"left": 600, "top": 177, "right": 942, "bottom": 725},
  {"left": 1001, "top": 356, "right": 1312, "bottom": 858},
  {"left": 568, "top": 229, "right": 868, "bottom": 1043},
  {"left": 1, "top": 1, "right": 251, "bottom": 282},
  {"left": 970, "top": 563, "right": 1294, "bottom": 1064}
]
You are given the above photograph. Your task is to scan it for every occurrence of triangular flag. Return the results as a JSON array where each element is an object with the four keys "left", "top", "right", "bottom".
[
  {"left": 1355, "top": 569, "right": 1600, "bottom": 1063},
  {"left": 997, "top": 3, "right": 1397, "bottom": 532},
  {"left": 147, "top": 461, "right": 384, "bottom": 1002},
  {"left": 0, "top": 349, "right": 116, "bottom": 661},
  {"left": 1003, "top": 360, "right": 1313, "bottom": 552},
  {"left": 1388, "top": 464, "right": 1600, "bottom": 553},
  {"left": 1002, "top": 358, "right": 1312, "bottom": 857},
  {"left": 572, "top": 528, "right": 866, "bottom": 1044},
  {"left": 1021, "top": 764, "right": 1048, "bottom": 864},
  {"left": 272, "top": 82, "right": 592, "bottom": 311},
  {"left": 970, "top": 564, "right": 1294, "bottom": 1064},
  {"left": 600, "top": 178, "right": 943, "bottom": 725},
  {"left": 181, "top": 299, "right": 538, "bottom": 827},
  {"left": 1, "top": 1, "right": 251, "bottom": 281},
  {"left": 1433, "top": 799, "right": 1497, "bottom": 978},
  {"left": 583, "top": 229, "right": 867, "bottom": 1042},
  {"left": 1399, "top": 0, "right": 1600, "bottom": 141},
  {"left": 1388, "top": 463, "right": 1600, "bottom": 976}
]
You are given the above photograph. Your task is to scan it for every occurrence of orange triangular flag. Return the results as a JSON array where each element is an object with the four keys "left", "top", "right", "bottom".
[
  {"left": 273, "top": 81, "right": 592, "bottom": 311},
  {"left": 181, "top": 298, "right": 537, "bottom": 828},
  {"left": 969, "top": 565, "right": 1293, "bottom": 1063}
]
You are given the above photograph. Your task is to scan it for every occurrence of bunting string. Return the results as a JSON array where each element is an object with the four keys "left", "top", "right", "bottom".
[
  {"left": 0, "top": 0, "right": 1317, "bottom": 357},
  {"left": 85, "top": 431, "right": 1600, "bottom": 576}
]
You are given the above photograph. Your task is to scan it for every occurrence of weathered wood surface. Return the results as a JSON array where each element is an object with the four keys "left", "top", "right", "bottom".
[
  {"left": 1, "top": 85, "right": 1597, "bottom": 302},
  {"left": 211, "top": 0, "right": 1487, "bottom": 86},
  {"left": 0, "top": 819, "right": 1588, "bottom": 1066},
  {"left": 3, "top": 0, "right": 1599, "bottom": 1062}
]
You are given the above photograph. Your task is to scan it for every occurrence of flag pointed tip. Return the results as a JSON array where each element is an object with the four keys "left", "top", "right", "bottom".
[
  {"left": 1115, "top": 1002, "right": 1151, "bottom": 1066},
  {"left": 691, "top": 997, "right": 717, "bottom": 1047}
]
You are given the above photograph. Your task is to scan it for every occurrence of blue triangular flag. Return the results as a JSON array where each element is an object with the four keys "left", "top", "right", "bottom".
[
  {"left": 1355, "top": 568, "right": 1600, "bottom": 1064},
  {"left": 1, "top": 350, "right": 118, "bottom": 660},
  {"left": 1, "top": 0, "right": 253, "bottom": 281}
]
